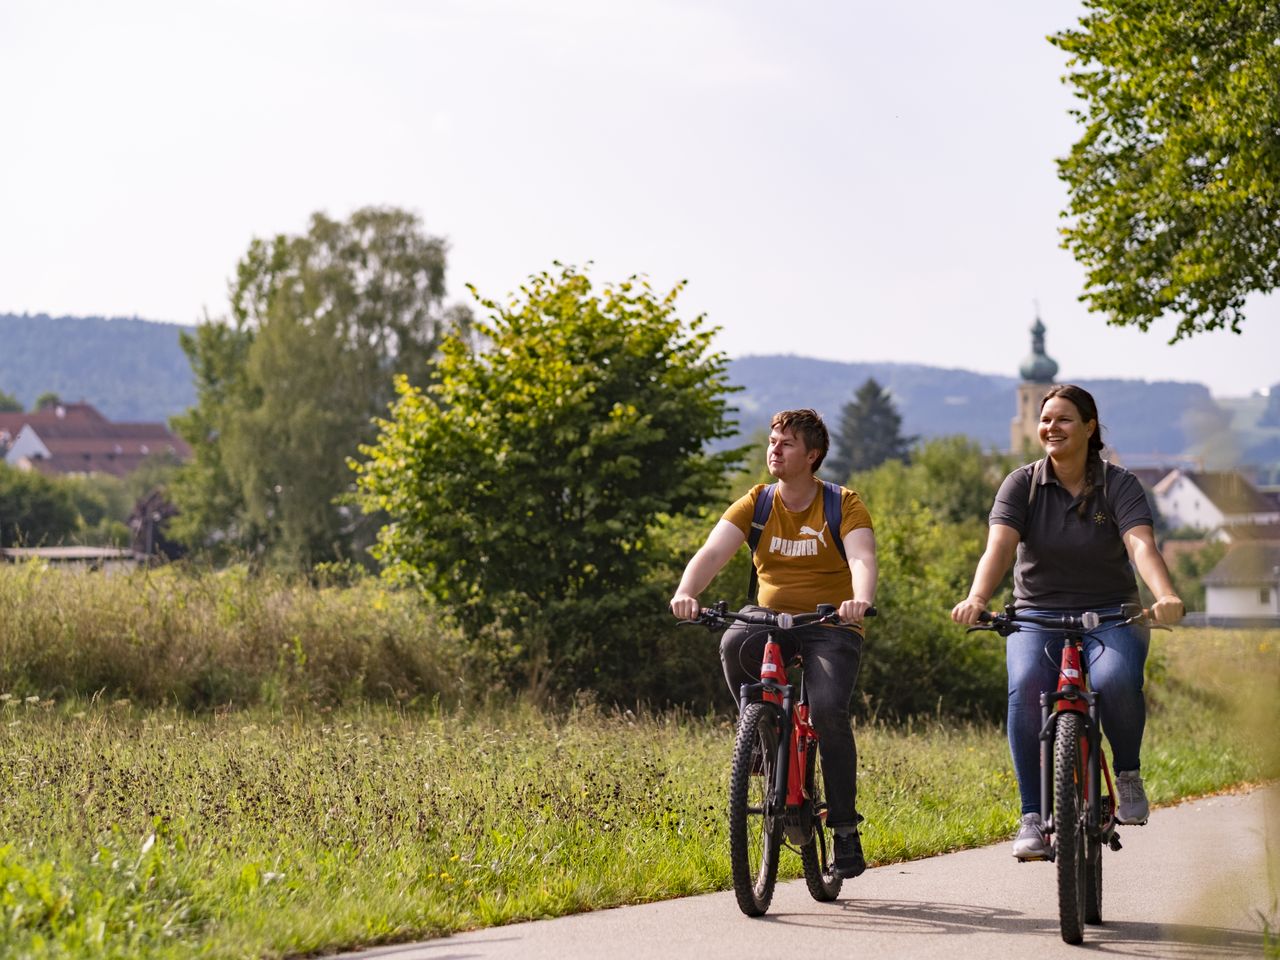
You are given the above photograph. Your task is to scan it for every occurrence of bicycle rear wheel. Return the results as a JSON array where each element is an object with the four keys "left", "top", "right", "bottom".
[
  {"left": 729, "top": 701, "right": 784, "bottom": 916},
  {"left": 1054, "top": 712, "right": 1087, "bottom": 944},
  {"left": 799, "top": 742, "right": 842, "bottom": 902}
]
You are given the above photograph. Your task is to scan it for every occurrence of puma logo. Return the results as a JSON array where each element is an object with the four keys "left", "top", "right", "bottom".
[
  {"left": 798, "top": 524, "right": 827, "bottom": 546},
  {"left": 769, "top": 523, "right": 829, "bottom": 558}
]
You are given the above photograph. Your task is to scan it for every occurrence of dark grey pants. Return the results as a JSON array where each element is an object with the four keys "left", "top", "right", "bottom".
[{"left": 719, "top": 605, "right": 864, "bottom": 831}]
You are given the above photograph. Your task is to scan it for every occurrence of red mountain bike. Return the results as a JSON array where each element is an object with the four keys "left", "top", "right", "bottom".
[
  {"left": 969, "top": 603, "right": 1164, "bottom": 944},
  {"left": 684, "top": 601, "right": 874, "bottom": 917}
]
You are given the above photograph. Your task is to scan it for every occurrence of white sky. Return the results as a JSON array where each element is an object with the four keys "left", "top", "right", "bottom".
[{"left": 2, "top": 0, "right": 1277, "bottom": 397}]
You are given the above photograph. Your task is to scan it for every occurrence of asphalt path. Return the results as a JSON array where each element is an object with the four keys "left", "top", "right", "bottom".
[{"left": 336, "top": 787, "right": 1277, "bottom": 960}]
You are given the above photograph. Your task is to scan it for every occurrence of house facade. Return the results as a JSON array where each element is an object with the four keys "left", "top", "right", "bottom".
[
  {"left": 1152, "top": 469, "right": 1280, "bottom": 532},
  {"left": 1203, "top": 543, "right": 1280, "bottom": 620}
]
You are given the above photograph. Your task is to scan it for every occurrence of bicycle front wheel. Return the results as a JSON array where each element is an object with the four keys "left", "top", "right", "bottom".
[
  {"left": 1054, "top": 711, "right": 1087, "bottom": 944},
  {"left": 799, "top": 742, "right": 842, "bottom": 902},
  {"left": 729, "top": 701, "right": 784, "bottom": 916}
]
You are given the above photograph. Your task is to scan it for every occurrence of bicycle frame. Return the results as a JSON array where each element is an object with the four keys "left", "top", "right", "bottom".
[{"left": 740, "top": 635, "right": 822, "bottom": 840}]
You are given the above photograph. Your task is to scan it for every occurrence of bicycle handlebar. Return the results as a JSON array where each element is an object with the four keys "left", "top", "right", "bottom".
[
  {"left": 681, "top": 601, "right": 878, "bottom": 631},
  {"left": 968, "top": 602, "right": 1160, "bottom": 636}
]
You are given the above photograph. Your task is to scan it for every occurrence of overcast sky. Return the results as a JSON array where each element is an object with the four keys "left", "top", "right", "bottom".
[{"left": 2, "top": 0, "right": 1277, "bottom": 398}]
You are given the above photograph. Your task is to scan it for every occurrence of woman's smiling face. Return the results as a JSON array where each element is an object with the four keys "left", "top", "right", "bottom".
[{"left": 1038, "top": 395, "right": 1096, "bottom": 461}]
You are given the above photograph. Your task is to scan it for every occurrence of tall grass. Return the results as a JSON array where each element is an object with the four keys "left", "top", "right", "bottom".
[
  {"left": 1, "top": 626, "right": 1275, "bottom": 958},
  {"left": 0, "top": 563, "right": 460, "bottom": 709}
]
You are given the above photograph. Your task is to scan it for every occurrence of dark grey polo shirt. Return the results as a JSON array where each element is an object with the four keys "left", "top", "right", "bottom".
[{"left": 989, "top": 458, "right": 1152, "bottom": 610}]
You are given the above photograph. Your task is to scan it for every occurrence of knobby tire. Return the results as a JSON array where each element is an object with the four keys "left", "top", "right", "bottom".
[
  {"left": 1054, "top": 711, "right": 1087, "bottom": 944},
  {"left": 799, "top": 741, "right": 842, "bottom": 902},
  {"left": 729, "top": 701, "right": 783, "bottom": 916}
]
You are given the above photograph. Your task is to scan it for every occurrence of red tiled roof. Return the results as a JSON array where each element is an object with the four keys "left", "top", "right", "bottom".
[{"left": 2, "top": 402, "right": 190, "bottom": 476}]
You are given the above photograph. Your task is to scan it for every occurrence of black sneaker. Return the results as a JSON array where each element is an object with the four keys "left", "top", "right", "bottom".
[{"left": 833, "top": 831, "right": 866, "bottom": 878}]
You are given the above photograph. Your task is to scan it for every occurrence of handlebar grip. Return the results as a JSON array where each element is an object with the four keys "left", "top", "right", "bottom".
[{"left": 977, "top": 610, "right": 993, "bottom": 623}]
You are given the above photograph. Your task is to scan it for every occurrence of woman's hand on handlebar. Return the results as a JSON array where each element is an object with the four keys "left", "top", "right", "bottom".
[
  {"left": 670, "top": 593, "right": 701, "bottom": 621},
  {"left": 1150, "top": 594, "right": 1186, "bottom": 626},
  {"left": 839, "top": 599, "right": 874, "bottom": 625},
  {"left": 950, "top": 596, "right": 988, "bottom": 626}
]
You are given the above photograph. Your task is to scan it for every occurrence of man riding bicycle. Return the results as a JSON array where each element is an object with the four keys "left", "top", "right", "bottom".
[{"left": 670, "top": 408, "right": 877, "bottom": 878}]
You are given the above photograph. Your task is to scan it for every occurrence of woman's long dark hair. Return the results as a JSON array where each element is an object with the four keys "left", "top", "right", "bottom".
[{"left": 1040, "top": 383, "right": 1104, "bottom": 515}]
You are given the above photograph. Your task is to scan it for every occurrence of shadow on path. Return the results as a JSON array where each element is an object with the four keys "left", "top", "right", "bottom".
[{"left": 759, "top": 898, "right": 1265, "bottom": 957}]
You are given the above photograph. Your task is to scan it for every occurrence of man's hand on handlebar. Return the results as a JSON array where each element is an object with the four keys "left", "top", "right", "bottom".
[
  {"left": 670, "top": 593, "right": 701, "bottom": 621},
  {"left": 839, "top": 599, "right": 874, "bottom": 625}
]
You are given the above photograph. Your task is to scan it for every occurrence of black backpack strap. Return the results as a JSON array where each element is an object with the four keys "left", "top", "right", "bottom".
[
  {"left": 822, "top": 480, "right": 848, "bottom": 562},
  {"left": 746, "top": 484, "right": 777, "bottom": 603},
  {"left": 1027, "top": 458, "right": 1046, "bottom": 513}
]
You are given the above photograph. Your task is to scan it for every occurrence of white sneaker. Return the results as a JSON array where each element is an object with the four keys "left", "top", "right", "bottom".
[
  {"left": 1012, "top": 813, "right": 1048, "bottom": 860},
  {"left": 1115, "top": 769, "right": 1149, "bottom": 824}
]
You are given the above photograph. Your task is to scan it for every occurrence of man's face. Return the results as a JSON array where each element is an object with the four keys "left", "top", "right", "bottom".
[{"left": 767, "top": 426, "right": 818, "bottom": 479}]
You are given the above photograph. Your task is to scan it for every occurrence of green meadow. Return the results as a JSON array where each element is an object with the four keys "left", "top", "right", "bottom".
[{"left": 1, "top": 567, "right": 1276, "bottom": 958}]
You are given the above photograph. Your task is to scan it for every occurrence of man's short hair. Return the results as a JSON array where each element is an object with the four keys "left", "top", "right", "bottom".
[{"left": 770, "top": 408, "right": 829, "bottom": 472}]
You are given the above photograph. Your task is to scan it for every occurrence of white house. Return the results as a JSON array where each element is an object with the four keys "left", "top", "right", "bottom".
[
  {"left": 1152, "top": 470, "right": 1280, "bottom": 532},
  {"left": 1203, "top": 543, "right": 1280, "bottom": 620}
]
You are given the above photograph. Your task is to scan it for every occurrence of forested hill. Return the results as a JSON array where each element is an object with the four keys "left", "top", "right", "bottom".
[
  {"left": 728, "top": 355, "right": 1226, "bottom": 460},
  {"left": 0, "top": 314, "right": 1237, "bottom": 460},
  {"left": 0, "top": 314, "right": 195, "bottom": 421}
]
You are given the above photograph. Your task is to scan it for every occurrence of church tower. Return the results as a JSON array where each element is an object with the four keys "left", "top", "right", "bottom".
[{"left": 1010, "top": 313, "right": 1059, "bottom": 454}]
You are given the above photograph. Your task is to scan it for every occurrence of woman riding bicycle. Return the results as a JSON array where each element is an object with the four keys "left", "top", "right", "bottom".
[
  {"left": 950, "top": 384, "right": 1184, "bottom": 859},
  {"left": 670, "top": 408, "right": 877, "bottom": 878}
]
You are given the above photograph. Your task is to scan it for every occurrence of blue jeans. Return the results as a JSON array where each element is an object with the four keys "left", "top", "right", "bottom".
[
  {"left": 719, "top": 606, "right": 864, "bottom": 831},
  {"left": 1006, "top": 607, "right": 1150, "bottom": 816}
]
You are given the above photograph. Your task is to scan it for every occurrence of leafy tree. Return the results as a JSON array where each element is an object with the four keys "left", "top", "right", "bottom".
[
  {"left": 853, "top": 436, "right": 1018, "bottom": 527},
  {"left": 353, "top": 265, "right": 743, "bottom": 696},
  {"left": 0, "top": 466, "right": 79, "bottom": 547},
  {"left": 34, "top": 392, "right": 61, "bottom": 411},
  {"left": 0, "top": 389, "right": 20, "bottom": 412},
  {"left": 170, "top": 207, "right": 470, "bottom": 566},
  {"left": 826, "top": 377, "right": 916, "bottom": 481},
  {"left": 843, "top": 436, "right": 1019, "bottom": 718},
  {"left": 1053, "top": 2, "right": 1280, "bottom": 339}
]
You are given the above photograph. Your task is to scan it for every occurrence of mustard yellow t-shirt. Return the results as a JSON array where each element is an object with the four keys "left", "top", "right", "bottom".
[{"left": 722, "top": 478, "right": 873, "bottom": 615}]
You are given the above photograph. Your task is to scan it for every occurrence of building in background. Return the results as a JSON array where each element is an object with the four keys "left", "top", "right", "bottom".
[
  {"left": 0, "top": 402, "right": 189, "bottom": 477},
  {"left": 1010, "top": 313, "right": 1059, "bottom": 454}
]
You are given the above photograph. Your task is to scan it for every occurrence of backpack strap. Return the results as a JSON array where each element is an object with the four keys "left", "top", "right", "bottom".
[
  {"left": 821, "top": 480, "right": 848, "bottom": 562},
  {"left": 746, "top": 484, "right": 777, "bottom": 603},
  {"left": 1027, "top": 458, "right": 1046, "bottom": 512},
  {"left": 747, "top": 483, "right": 776, "bottom": 556}
]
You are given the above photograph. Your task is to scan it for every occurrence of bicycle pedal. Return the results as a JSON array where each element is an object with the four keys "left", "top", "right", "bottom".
[{"left": 1109, "top": 834, "right": 1123, "bottom": 852}]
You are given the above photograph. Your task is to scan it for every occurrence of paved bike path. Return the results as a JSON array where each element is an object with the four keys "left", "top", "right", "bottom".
[{"left": 337, "top": 787, "right": 1276, "bottom": 960}]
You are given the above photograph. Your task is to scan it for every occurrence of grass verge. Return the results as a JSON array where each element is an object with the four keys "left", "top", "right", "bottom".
[{"left": 0, "top": 628, "right": 1275, "bottom": 958}]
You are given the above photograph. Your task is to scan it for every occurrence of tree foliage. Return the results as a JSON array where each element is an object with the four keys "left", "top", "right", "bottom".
[
  {"left": 353, "top": 265, "right": 743, "bottom": 695},
  {"left": 0, "top": 389, "right": 20, "bottom": 412},
  {"left": 826, "top": 377, "right": 916, "bottom": 481},
  {"left": 848, "top": 436, "right": 1017, "bottom": 718},
  {"left": 1053, "top": 1, "right": 1280, "bottom": 339},
  {"left": 0, "top": 466, "right": 79, "bottom": 547},
  {"left": 169, "top": 207, "right": 469, "bottom": 567}
]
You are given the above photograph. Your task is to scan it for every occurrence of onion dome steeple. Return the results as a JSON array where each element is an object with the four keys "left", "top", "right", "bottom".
[{"left": 1019, "top": 314, "right": 1058, "bottom": 383}]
